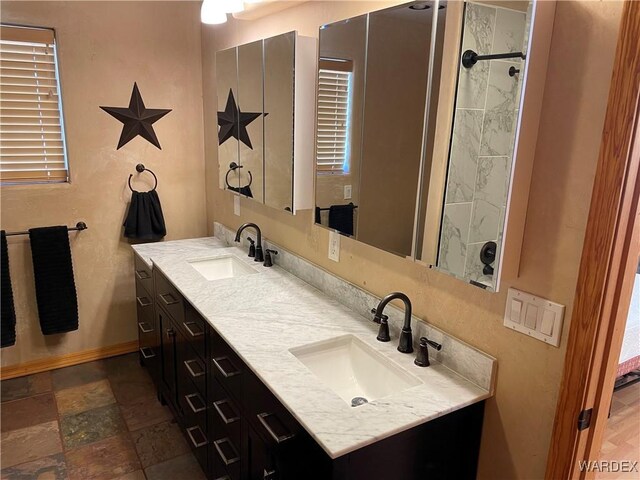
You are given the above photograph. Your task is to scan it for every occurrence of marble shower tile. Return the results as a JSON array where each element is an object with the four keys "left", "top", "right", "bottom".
[
  {"left": 60, "top": 403, "right": 127, "bottom": 449},
  {"left": 130, "top": 420, "right": 189, "bottom": 468},
  {"left": 462, "top": 2, "right": 496, "bottom": 55},
  {"left": 464, "top": 242, "right": 494, "bottom": 286},
  {"left": 475, "top": 156, "right": 510, "bottom": 207},
  {"left": 1, "top": 372, "right": 52, "bottom": 403},
  {"left": 1, "top": 393, "right": 58, "bottom": 433},
  {"left": 457, "top": 3, "right": 495, "bottom": 110},
  {"left": 0, "top": 452, "right": 67, "bottom": 480},
  {"left": 469, "top": 199, "right": 501, "bottom": 244},
  {"left": 480, "top": 61, "right": 520, "bottom": 156},
  {"left": 0, "top": 421, "right": 62, "bottom": 469},
  {"left": 438, "top": 203, "right": 472, "bottom": 278},
  {"left": 492, "top": 8, "right": 527, "bottom": 54},
  {"left": 51, "top": 361, "right": 107, "bottom": 391},
  {"left": 445, "top": 109, "right": 483, "bottom": 203},
  {"left": 55, "top": 380, "right": 115, "bottom": 416},
  {"left": 66, "top": 434, "right": 140, "bottom": 480}
]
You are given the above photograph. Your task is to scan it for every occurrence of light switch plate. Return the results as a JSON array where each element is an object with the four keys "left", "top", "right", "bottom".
[
  {"left": 504, "top": 288, "right": 565, "bottom": 347},
  {"left": 344, "top": 185, "right": 352, "bottom": 200},
  {"left": 328, "top": 230, "right": 340, "bottom": 262},
  {"left": 233, "top": 195, "right": 240, "bottom": 216}
]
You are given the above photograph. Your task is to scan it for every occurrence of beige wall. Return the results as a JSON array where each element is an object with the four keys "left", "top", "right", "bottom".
[
  {"left": 203, "top": 1, "right": 623, "bottom": 478},
  {"left": 0, "top": 1, "right": 207, "bottom": 367}
]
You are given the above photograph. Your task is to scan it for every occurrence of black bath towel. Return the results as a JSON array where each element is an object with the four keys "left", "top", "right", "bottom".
[
  {"left": 1, "top": 231, "right": 16, "bottom": 347},
  {"left": 329, "top": 204, "right": 355, "bottom": 236},
  {"left": 29, "top": 226, "right": 78, "bottom": 335},
  {"left": 123, "top": 190, "right": 167, "bottom": 241}
]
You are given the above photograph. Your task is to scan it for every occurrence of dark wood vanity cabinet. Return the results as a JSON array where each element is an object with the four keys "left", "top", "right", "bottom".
[{"left": 134, "top": 257, "right": 484, "bottom": 480}]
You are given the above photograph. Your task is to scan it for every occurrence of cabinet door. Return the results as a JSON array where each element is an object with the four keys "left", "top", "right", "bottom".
[
  {"left": 246, "top": 421, "right": 278, "bottom": 480},
  {"left": 158, "top": 307, "right": 179, "bottom": 411}
]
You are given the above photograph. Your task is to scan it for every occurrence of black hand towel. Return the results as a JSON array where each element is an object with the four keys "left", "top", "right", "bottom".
[
  {"left": 227, "top": 185, "right": 253, "bottom": 198},
  {"left": 329, "top": 204, "right": 355, "bottom": 236},
  {"left": 123, "top": 189, "right": 167, "bottom": 240},
  {"left": 1, "top": 230, "right": 16, "bottom": 347},
  {"left": 28, "top": 226, "right": 78, "bottom": 335}
]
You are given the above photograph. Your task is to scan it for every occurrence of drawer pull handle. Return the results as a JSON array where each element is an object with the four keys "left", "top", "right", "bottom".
[
  {"left": 185, "top": 393, "right": 206, "bottom": 413},
  {"left": 212, "top": 356, "right": 241, "bottom": 378},
  {"left": 186, "top": 426, "right": 208, "bottom": 448},
  {"left": 166, "top": 328, "right": 175, "bottom": 338},
  {"left": 184, "top": 359, "right": 205, "bottom": 378},
  {"left": 139, "top": 347, "right": 156, "bottom": 359},
  {"left": 159, "top": 293, "right": 180, "bottom": 306},
  {"left": 213, "top": 438, "right": 240, "bottom": 466},
  {"left": 138, "top": 322, "right": 153, "bottom": 334},
  {"left": 135, "top": 269, "right": 150, "bottom": 280},
  {"left": 183, "top": 321, "right": 204, "bottom": 338},
  {"left": 263, "top": 469, "right": 277, "bottom": 480},
  {"left": 136, "top": 296, "right": 152, "bottom": 308},
  {"left": 257, "top": 412, "right": 295, "bottom": 444},
  {"left": 213, "top": 399, "right": 240, "bottom": 425}
]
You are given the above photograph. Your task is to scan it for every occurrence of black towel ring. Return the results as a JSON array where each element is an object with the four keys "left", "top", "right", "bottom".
[
  {"left": 225, "top": 162, "right": 252, "bottom": 190},
  {"left": 128, "top": 163, "right": 158, "bottom": 191}
]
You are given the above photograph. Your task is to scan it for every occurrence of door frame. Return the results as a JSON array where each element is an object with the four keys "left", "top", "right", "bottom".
[{"left": 545, "top": 1, "right": 640, "bottom": 478}]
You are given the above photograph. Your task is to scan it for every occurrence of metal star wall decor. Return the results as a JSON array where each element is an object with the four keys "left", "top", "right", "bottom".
[
  {"left": 217, "top": 89, "right": 267, "bottom": 150},
  {"left": 100, "top": 83, "right": 171, "bottom": 150}
]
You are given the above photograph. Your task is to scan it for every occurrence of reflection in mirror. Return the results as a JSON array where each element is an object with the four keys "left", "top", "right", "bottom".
[
  {"left": 315, "top": 14, "right": 367, "bottom": 235},
  {"left": 238, "top": 40, "right": 264, "bottom": 203},
  {"left": 314, "top": 4, "right": 443, "bottom": 257},
  {"left": 430, "top": 0, "right": 533, "bottom": 290},
  {"left": 264, "top": 32, "right": 295, "bottom": 211},
  {"left": 216, "top": 47, "right": 241, "bottom": 192}
]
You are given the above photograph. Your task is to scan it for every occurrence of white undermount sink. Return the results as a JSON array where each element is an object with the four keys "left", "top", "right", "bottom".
[
  {"left": 188, "top": 255, "right": 259, "bottom": 281},
  {"left": 290, "top": 335, "right": 421, "bottom": 407}
]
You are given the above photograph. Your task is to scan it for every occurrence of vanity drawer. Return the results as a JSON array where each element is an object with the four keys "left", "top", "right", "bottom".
[
  {"left": 154, "top": 268, "right": 184, "bottom": 324},
  {"left": 210, "top": 331, "right": 244, "bottom": 402},
  {"left": 211, "top": 434, "right": 241, "bottom": 480},
  {"left": 185, "top": 423, "right": 209, "bottom": 475},
  {"left": 244, "top": 370, "right": 301, "bottom": 448},
  {"left": 210, "top": 377, "right": 242, "bottom": 448},
  {"left": 180, "top": 303, "right": 207, "bottom": 361},
  {"left": 181, "top": 343, "right": 207, "bottom": 398},
  {"left": 134, "top": 254, "right": 153, "bottom": 294},
  {"left": 135, "top": 282, "right": 154, "bottom": 323}
]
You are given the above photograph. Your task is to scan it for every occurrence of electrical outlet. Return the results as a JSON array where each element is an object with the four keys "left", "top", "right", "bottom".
[
  {"left": 328, "top": 230, "right": 340, "bottom": 262},
  {"left": 234, "top": 195, "right": 240, "bottom": 216},
  {"left": 344, "top": 185, "right": 352, "bottom": 200}
]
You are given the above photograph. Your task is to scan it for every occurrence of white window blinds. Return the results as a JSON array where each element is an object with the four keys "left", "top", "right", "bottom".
[
  {"left": 316, "top": 59, "right": 353, "bottom": 173},
  {"left": 0, "top": 25, "right": 69, "bottom": 184}
]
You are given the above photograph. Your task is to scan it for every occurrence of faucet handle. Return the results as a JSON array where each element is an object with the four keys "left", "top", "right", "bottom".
[
  {"left": 420, "top": 337, "right": 442, "bottom": 351},
  {"left": 376, "top": 316, "right": 390, "bottom": 342},
  {"left": 370, "top": 308, "right": 389, "bottom": 324},
  {"left": 263, "top": 249, "right": 278, "bottom": 267},
  {"left": 247, "top": 237, "right": 256, "bottom": 258}
]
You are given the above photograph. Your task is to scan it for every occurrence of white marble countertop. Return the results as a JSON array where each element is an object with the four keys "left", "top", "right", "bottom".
[{"left": 132, "top": 237, "right": 494, "bottom": 459}]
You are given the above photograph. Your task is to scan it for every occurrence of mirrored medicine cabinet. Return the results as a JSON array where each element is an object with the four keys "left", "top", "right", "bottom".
[
  {"left": 216, "top": 31, "right": 316, "bottom": 213},
  {"left": 314, "top": 0, "right": 547, "bottom": 292}
]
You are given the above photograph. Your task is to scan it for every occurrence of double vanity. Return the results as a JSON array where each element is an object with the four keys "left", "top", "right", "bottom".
[{"left": 132, "top": 223, "right": 496, "bottom": 480}]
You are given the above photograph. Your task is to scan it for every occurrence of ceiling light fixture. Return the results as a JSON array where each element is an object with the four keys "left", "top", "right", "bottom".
[{"left": 201, "top": 0, "right": 228, "bottom": 24}]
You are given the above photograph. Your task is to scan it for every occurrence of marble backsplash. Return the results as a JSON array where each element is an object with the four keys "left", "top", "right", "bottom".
[
  {"left": 439, "top": 1, "right": 531, "bottom": 289},
  {"left": 214, "top": 222, "right": 496, "bottom": 393}
]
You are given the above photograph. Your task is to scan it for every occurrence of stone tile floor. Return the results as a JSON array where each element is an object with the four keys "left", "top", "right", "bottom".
[{"left": 0, "top": 353, "right": 205, "bottom": 480}]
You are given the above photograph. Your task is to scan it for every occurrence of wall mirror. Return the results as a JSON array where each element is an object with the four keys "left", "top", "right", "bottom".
[
  {"left": 216, "top": 31, "right": 315, "bottom": 214},
  {"left": 314, "top": 0, "right": 536, "bottom": 292}
]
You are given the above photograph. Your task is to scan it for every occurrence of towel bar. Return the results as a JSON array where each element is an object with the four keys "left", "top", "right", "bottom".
[{"left": 5, "top": 222, "right": 88, "bottom": 237}]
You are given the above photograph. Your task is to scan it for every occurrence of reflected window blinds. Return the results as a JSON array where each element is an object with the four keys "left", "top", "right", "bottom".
[
  {"left": 316, "top": 58, "right": 352, "bottom": 174},
  {"left": 0, "top": 25, "right": 69, "bottom": 184}
]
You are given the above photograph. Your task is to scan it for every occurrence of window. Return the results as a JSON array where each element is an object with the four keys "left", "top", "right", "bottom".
[
  {"left": 0, "top": 24, "right": 69, "bottom": 184},
  {"left": 316, "top": 58, "right": 353, "bottom": 174}
]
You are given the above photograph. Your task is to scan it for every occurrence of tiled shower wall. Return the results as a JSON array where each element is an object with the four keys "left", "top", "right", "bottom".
[{"left": 438, "top": 1, "right": 530, "bottom": 287}]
